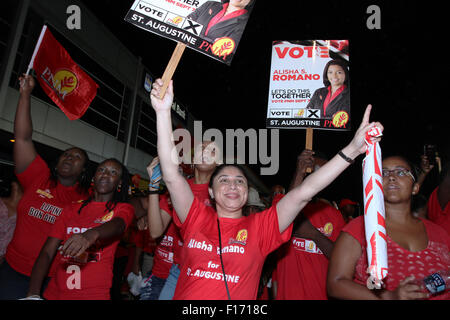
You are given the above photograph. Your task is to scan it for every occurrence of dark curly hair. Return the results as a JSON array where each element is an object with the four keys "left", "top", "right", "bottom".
[
  {"left": 78, "top": 158, "right": 131, "bottom": 215},
  {"left": 208, "top": 163, "right": 249, "bottom": 189},
  {"left": 48, "top": 147, "right": 92, "bottom": 195},
  {"left": 322, "top": 59, "right": 350, "bottom": 87}
]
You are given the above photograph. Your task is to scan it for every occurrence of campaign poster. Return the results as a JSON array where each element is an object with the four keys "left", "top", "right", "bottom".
[
  {"left": 124, "top": 0, "right": 255, "bottom": 65},
  {"left": 266, "top": 40, "right": 350, "bottom": 130}
]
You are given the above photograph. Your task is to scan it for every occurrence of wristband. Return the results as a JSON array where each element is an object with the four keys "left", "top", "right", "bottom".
[
  {"left": 338, "top": 150, "right": 355, "bottom": 164},
  {"left": 148, "top": 190, "right": 159, "bottom": 194}
]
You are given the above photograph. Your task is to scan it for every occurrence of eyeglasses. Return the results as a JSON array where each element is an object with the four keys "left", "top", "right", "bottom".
[{"left": 382, "top": 168, "right": 415, "bottom": 181}]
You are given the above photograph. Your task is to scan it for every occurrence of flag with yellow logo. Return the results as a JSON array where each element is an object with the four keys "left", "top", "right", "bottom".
[{"left": 28, "top": 25, "right": 98, "bottom": 120}]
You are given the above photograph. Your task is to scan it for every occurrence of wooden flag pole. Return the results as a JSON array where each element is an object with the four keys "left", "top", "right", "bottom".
[
  {"left": 305, "top": 127, "right": 313, "bottom": 173},
  {"left": 159, "top": 42, "right": 186, "bottom": 99}
]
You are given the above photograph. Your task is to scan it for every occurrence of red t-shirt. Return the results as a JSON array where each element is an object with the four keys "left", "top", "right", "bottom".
[
  {"left": 6, "top": 155, "right": 87, "bottom": 276},
  {"left": 43, "top": 201, "right": 134, "bottom": 300},
  {"left": 159, "top": 179, "right": 211, "bottom": 266},
  {"left": 135, "top": 229, "right": 157, "bottom": 254},
  {"left": 150, "top": 222, "right": 178, "bottom": 279},
  {"left": 275, "top": 201, "right": 346, "bottom": 300},
  {"left": 172, "top": 197, "right": 293, "bottom": 300},
  {"left": 343, "top": 216, "right": 450, "bottom": 300},
  {"left": 427, "top": 187, "right": 450, "bottom": 236}
]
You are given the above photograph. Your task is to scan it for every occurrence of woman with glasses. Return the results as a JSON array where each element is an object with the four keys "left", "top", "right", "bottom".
[{"left": 327, "top": 156, "right": 450, "bottom": 300}]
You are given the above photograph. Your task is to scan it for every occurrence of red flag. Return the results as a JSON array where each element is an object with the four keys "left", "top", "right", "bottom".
[{"left": 28, "top": 25, "right": 98, "bottom": 120}]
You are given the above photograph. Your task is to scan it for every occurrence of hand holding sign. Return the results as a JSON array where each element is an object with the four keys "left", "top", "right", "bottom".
[{"left": 150, "top": 78, "right": 174, "bottom": 111}]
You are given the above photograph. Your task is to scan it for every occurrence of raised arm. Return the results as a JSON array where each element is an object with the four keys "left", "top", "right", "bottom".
[
  {"left": 150, "top": 79, "right": 193, "bottom": 223},
  {"left": 276, "top": 105, "right": 383, "bottom": 232},
  {"left": 14, "top": 74, "right": 38, "bottom": 174}
]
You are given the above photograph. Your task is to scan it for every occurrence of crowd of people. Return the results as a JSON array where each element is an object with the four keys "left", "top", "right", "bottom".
[{"left": 0, "top": 74, "right": 448, "bottom": 300}]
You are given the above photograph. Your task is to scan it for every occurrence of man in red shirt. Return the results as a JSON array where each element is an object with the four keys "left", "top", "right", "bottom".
[{"left": 273, "top": 149, "right": 346, "bottom": 300}]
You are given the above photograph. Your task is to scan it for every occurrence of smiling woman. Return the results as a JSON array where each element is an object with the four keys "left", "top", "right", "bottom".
[
  {"left": 24, "top": 158, "right": 135, "bottom": 300},
  {"left": 0, "top": 75, "right": 92, "bottom": 300},
  {"left": 149, "top": 76, "right": 384, "bottom": 300}
]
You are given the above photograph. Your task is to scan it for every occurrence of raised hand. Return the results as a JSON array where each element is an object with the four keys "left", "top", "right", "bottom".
[
  {"left": 150, "top": 78, "right": 174, "bottom": 113},
  {"left": 295, "top": 149, "right": 315, "bottom": 176},
  {"left": 19, "top": 74, "right": 35, "bottom": 96},
  {"left": 348, "top": 104, "right": 384, "bottom": 155}
]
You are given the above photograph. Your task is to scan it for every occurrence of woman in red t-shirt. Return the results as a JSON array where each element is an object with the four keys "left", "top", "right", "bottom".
[
  {"left": 149, "top": 78, "right": 382, "bottom": 299},
  {"left": 0, "top": 75, "right": 92, "bottom": 300},
  {"left": 24, "top": 158, "right": 135, "bottom": 300},
  {"left": 144, "top": 145, "right": 217, "bottom": 300},
  {"left": 327, "top": 155, "right": 450, "bottom": 300}
]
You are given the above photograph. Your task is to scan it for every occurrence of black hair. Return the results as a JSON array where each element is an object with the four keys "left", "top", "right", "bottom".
[
  {"left": 208, "top": 163, "right": 250, "bottom": 189},
  {"left": 439, "top": 160, "right": 450, "bottom": 184},
  {"left": 411, "top": 193, "right": 428, "bottom": 213},
  {"left": 208, "top": 164, "right": 250, "bottom": 211},
  {"left": 322, "top": 59, "right": 350, "bottom": 87},
  {"left": 78, "top": 158, "right": 130, "bottom": 215},
  {"left": 0, "top": 174, "right": 20, "bottom": 197},
  {"left": 49, "top": 147, "right": 92, "bottom": 195},
  {"left": 382, "top": 154, "right": 419, "bottom": 182}
]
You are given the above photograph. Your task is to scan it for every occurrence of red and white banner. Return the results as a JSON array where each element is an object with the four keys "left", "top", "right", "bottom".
[
  {"left": 28, "top": 25, "right": 98, "bottom": 120},
  {"left": 362, "top": 126, "right": 388, "bottom": 289}
]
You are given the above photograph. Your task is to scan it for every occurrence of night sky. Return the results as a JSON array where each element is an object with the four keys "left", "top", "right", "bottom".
[{"left": 80, "top": 0, "right": 448, "bottom": 204}]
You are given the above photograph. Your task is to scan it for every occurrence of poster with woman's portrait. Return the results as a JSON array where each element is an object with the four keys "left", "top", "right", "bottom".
[
  {"left": 125, "top": 0, "right": 255, "bottom": 65},
  {"left": 266, "top": 40, "right": 351, "bottom": 130}
]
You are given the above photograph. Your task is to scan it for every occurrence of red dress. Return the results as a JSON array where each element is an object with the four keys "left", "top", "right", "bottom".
[
  {"left": 427, "top": 187, "right": 450, "bottom": 235},
  {"left": 343, "top": 216, "right": 450, "bottom": 300}
]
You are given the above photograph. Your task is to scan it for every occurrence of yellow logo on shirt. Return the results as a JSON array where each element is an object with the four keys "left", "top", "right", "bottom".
[
  {"left": 228, "top": 229, "right": 248, "bottom": 246},
  {"left": 236, "top": 229, "right": 248, "bottom": 243},
  {"left": 94, "top": 211, "right": 114, "bottom": 224},
  {"left": 323, "top": 222, "right": 333, "bottom": 236},
  {"left": 36, "top": 189, "right": 54, "bottom": 199}
]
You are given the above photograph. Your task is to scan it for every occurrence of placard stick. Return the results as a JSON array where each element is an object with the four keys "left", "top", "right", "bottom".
[
  {"left": 159, "top": 42, "right": 186, "bottom": 99},
  {"left": 305, "top": 127, "right": 313, "bottom": 173}
]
